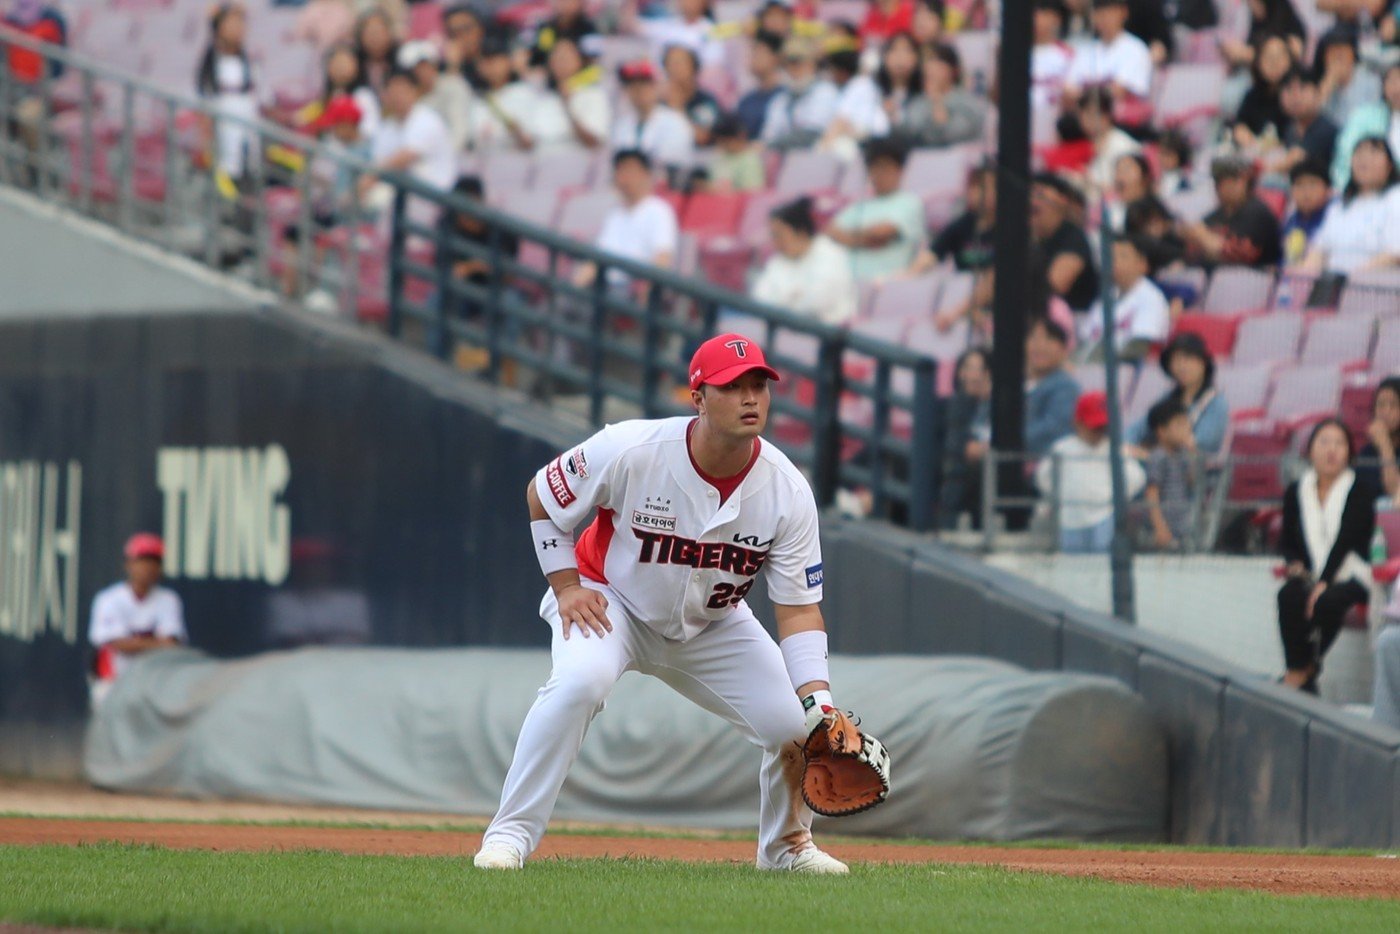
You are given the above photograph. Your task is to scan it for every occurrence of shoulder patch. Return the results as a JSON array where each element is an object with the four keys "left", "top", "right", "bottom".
[
  {"left": 545, "top": 457, "right": 576, "bottom": 508},
  {"left": 805, "top": 563, "right": 824, "bottom": 589},
  {"left": 564, "top": 447, "right": 589, "bottom": 479}
]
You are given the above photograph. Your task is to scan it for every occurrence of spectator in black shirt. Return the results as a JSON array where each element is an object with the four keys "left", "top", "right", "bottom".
[
  {"left": 440, "top": 175, "right": 520, "bottom": 319},
  {"left": 1181, "top": 155, "right": 1282, "bottom": 268},
  {"left": 1030, "top": 172, "right": 1100, "bottom": 313},
  {"left": 524, "top": 0, "right": 597, "bottom": 71},
  {"left": 443, "top": 4, "right": 486, "bottom": 91},
  {"left": 925, "top": 163, "right": 997, "bottom": 272},
  {"left": 663, "top": 44, "right": 721, "bottom": 146},
  {"left": 736, "top": 31, "right": 784, "bottom": 139},
  {"left": 1270, "top": 67, "right": 1338, "bottom": 175},
  {"left": 1233, "top": 31, "right": 1296, "bottom": 147}
]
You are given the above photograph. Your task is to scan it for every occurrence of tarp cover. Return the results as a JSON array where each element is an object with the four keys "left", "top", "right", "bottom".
[{"left": 85, "top": 648, "right": 1168, "bottom": 841}]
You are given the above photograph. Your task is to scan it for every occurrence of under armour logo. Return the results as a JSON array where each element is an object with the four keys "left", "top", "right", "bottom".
[
  {"left": 541, "top": 539, "right": 559, "bottom": 550},
  {"left": 725, "top": 339, "right": 749, "bottom": 358}
]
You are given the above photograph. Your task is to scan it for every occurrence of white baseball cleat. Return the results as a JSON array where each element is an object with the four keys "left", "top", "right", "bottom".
[
  {"left": 787, "top": 847, "right": 850, "bottom": 874},
  {"left": 473, "top": 842, "right": 524, "bottom": 870}
]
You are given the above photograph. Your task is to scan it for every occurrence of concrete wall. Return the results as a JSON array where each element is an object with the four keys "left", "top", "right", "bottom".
[
  {"left": 0, "top": 188, "right": 263, "bottom": 316},
  {"left": 983, "top": 553, "right": 1381, "bottom": 706}
]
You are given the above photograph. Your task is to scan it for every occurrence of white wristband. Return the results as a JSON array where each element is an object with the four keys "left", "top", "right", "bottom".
[
  {"left": 779, "top": 629, "right": 830, "bottom": 692},
  {"left": 531, "top": 519, "right": 577, "bottom": 576}
]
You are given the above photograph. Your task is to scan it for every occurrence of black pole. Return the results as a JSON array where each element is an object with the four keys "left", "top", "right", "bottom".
[
  {"left": 990, "top": 2, "right": 1032, "bottom": 502},
  {"left": 1098, "top": 226, "right": 1137, "bottom": 624}
]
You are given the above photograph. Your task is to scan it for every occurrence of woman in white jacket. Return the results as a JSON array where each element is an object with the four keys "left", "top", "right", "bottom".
[{"left": 750, "top": 197, "right": 858, "bottom": 326}]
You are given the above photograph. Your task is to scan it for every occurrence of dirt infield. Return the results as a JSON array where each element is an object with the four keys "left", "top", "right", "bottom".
[{"left": 3, "top": 818, "right": 1400, "bottom": 900}]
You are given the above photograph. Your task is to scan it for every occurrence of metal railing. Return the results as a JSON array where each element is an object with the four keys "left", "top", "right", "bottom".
[
  {"left": 0, "top": 26, "right": 380, "bottom": 314},
  {"left": 0, "top": 27, "right": 944, "bottom": 528}
]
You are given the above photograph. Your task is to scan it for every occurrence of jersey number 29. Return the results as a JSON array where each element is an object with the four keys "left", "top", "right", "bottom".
[{"left": 706, "top": 580, "right": 755, "bottom": 609}]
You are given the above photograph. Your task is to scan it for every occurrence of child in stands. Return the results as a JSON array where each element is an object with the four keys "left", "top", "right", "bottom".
[
  {"left": 1036, "top": 390, "right": 1146, "bottom": 554},
  {"left": 1143, "top": 398, "right": 1198, "bottom": 551}
]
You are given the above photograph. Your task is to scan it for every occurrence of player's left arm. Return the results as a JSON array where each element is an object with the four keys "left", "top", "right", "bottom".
[
  {"left": 774, "top": 603, "right": 829, "bottom": 699},
  {"left": 763, "top": 483, "right": 836, "bottom": 727}
]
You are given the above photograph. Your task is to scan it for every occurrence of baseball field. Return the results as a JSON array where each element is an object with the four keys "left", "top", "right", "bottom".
[{"left": 2, "top": 782, "right": 1399, "bottom": 932}]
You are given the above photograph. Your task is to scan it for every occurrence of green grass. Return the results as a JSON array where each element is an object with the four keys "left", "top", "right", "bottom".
[
  {"left": 1, "top": 843, "right": 1398, "bottom": 933},
  {"left": 2, "top": 810, "right": 1393, "bottom": 857}
]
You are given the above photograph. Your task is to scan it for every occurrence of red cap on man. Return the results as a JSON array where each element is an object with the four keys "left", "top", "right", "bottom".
[
  {"left": 309, "top": 95, "right": 363, "bottom": 132},
  {"left": 1074, "top": 391, "right": 1110, "bottom": 431},
  {"left": 688, "top": 333, "right": 781, "bottom": 391},
  {"left": 123, "top": 533, "right": 165, "bottom": 562}
]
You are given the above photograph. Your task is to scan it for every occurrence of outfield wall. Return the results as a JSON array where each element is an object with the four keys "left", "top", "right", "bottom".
[{"left": 1, "top": 306, "right": 1397, "bottom": 847}]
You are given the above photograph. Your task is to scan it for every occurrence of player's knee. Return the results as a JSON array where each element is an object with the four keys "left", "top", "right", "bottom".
[
  {"left": 756, "top": 710, "right": 807, "bottom": 752},
  {"left": 551, "top": 665, "right": 617, "bottom": 709}
]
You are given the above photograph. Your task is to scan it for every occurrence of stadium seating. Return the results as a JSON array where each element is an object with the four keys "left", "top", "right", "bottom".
[{"left": 46, "top": 0, "right": 1400, "bottom": 469}]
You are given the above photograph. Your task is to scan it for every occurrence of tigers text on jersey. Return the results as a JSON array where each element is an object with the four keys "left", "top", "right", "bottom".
[{"left": 534, "top": 416, "right": 823, "bottom": 641}]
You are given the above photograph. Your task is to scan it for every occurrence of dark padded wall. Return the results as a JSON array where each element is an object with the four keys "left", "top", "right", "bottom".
[{"left": 0, "top": 310, "right": 564, "bottom": 775}]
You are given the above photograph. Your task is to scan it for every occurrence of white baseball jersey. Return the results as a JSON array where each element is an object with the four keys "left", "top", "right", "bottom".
[
  {"left": 88, "top": 582, "right": 186, "bottom": 678},
  {"left": 535, "top": 416, "right": 824, "bottom": 642}
]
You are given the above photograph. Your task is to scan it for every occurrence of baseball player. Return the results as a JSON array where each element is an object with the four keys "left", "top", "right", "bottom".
[
  {"left": 474, "top": 334, "right": 852, "bottom": 873},
  {"left": 88, "top": 533, "right": 186, "bottom": 705}
]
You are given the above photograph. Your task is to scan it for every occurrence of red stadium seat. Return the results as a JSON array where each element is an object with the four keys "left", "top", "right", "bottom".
[
  {"left": 681, "top": 192, "right": 748, "bottom": 239},
  {"left": 1173, "top": 312, "right": 1244, "bottom": 359}
]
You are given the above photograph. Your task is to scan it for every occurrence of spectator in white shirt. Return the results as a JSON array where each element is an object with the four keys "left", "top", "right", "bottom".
[
  {"left": 630, "top": 0, "right": 725, "bottom": 70},
  {"left": 611, "top": 59, "right": 696, "bottom": 182},
  {"left": 574, "top": 149, "right": 679, "bottom": 289},
  {"left": 751, "top": 196, "right": 859, "bottom": 325},
  {"left": 466, "top": 32, "right": 539, "bottom": 152},
  {"left": 1297, "top": 136, "right": 1400, "bottom": 276},
  {"left": 1036, "top": 391, "right": 1146, "bottom": 553},
  {"left": 532, "top": 34, "right": 611, "bottom": 155},
  {"left": 1064, "top": 0, "right": 1153, "bottom": 106},
  {"left": 1076, "top": 86, "right": 1141, "bottom": 199},
  {"left": 1032, "top": 0, "right": 1074, "bottom": 112},
  {"left": 397, "top": 40, "right": 473, "bottom": 153},
  {"left": 362, "top": 67, "right": 457, "bottom": 196},
  {"left": 1082, "top": 234, "right": 1170, "bottom": 362},
  {"left": 88, "top": 534, "right": 186, "bottom": 705},
  {"left": 761, "top": 35, "right": 839, "bottom": 151},
  {"left": 820, "top": 46, "right": 889, "bottom": 157}
]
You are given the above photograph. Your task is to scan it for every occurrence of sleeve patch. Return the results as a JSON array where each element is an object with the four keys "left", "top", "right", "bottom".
[
  {"left": 805, "top": 563, "right": 824, "bottom": 588},
  {"left": 545, "top": 457, "right": 576, "bottom": 508},
  {"left": 564, "top": 447, "right": 589, "bottom": 479}
]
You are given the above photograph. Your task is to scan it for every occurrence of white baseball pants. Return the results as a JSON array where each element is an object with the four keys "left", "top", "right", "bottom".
[{"left": 481, "top": 583, "right": 814, "bottom": 868}]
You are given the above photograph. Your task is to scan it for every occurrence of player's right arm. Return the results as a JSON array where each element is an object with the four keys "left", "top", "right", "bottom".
[
  {"left": 528, "top": 426, "right": 632, "bottom": 640},
  {"left": 527, "top": 479, "right": 611, "bottom": 641}
]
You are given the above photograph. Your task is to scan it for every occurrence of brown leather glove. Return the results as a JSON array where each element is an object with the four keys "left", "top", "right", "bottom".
[{"left": 801, "top": 709, "right": 892, "bottom": 817}]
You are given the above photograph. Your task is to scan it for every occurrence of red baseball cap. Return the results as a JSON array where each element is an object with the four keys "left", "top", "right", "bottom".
[
  {"left": 309, "top": 95, "right": 363, "bottom": 132},
  {"left": 1075, "top": 390, "right": 1110, "bottom": 430},
  {"left": 124, "top": 533, "right": 165, "bottom": 561},
  {"left": 688, "top": 333, "right": 781, "bottom": 391},
  {"left": 618, "top": 59, "right": 658, "bottom": 83}
]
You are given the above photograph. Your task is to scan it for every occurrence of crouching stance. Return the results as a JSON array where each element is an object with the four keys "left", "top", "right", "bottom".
[{"left": 475, "top": 334, "right": 858, "bottom": 873}]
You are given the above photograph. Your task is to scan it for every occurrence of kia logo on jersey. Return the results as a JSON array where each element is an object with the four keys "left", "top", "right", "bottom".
[
  {"left": 725, "top": 339, "right": 749, "bottom": 358},
  {"left": 732, "top": 532, "right": 775, "bottom": 548}
]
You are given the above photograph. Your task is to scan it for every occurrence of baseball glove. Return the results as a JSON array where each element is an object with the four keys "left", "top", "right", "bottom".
[{"left": 800, "top": 709, "right": 891, "bottom": 817}]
